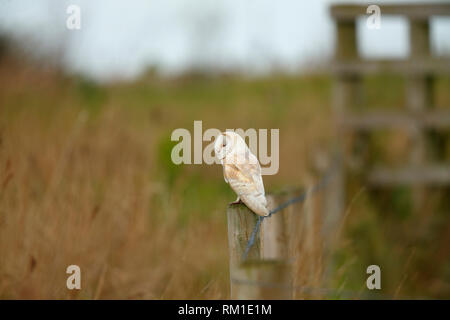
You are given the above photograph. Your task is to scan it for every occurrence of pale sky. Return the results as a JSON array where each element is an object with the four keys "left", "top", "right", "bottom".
[{"left": 1, "top": 0, "right": 449, "bottom": 81}]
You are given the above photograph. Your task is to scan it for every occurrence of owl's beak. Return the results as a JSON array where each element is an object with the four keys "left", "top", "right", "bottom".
[{"left": 214, "top": 134, "right": 226, "bottom": 160}]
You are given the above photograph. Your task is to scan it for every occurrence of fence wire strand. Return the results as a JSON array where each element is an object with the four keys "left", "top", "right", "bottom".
[
  {"left": 242, "top": 156, "right": 339, "bottom": 260},
  {"left": 236, "top": 155, "right": 421, "bottom": 300}
]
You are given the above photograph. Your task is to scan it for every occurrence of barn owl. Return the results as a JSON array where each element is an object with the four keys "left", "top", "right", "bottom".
[{"left": 214, "top": 131, "right": 269, "bottom": 217}]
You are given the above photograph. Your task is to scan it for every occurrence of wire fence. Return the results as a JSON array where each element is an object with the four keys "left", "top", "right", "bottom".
[
  {"left": 242, "top": 155, "right": 340, "bottom": 260},
  {"left": 232, "top": 154, "right": 419, "bottom": 300}
]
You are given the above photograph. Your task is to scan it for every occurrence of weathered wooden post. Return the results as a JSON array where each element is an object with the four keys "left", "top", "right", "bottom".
[
  {"left": 329, "top": 2, "right": 450, "bottom": 219},
  {"left": 261, "top": 195, "right": 289, "bottom": 260},
  {"left": 325, "top": 12, "right": 364, "bottom": 243},
  {"left": 227, "top": 194, "right": 293, "bottom": 299},
  {"left": 327, "top": 3, "right": 450, "bottom": 262},
  {"left": 406, "top": 16, "right": 433, "bottom": 214}
]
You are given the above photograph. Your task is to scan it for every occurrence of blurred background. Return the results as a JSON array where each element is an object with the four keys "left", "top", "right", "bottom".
[{"left": 0, "top": 0, "right": 449, "bottom": 299}]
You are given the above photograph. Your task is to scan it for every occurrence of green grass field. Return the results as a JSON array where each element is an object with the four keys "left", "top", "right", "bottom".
[{"left": 1, "top": 55, "right": 449, "bottom": 299}]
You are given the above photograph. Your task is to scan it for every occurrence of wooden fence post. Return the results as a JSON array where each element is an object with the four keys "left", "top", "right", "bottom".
[
  {"left": 329, "top": 3, "right": 450, "bottom": 216},
  {"left": 231, "top": 260, "right": 292, "bottom": 300},
  {"left": 326, "top": 17, "right": 363, "bottom": 243},
  {"left": 261, "top": 195, "right": 289, "bottom": 260},
  {"left": 406, "top": 17, "right": 433, "bottom": 214},
  {"left": 227, "top": 195, "right": 292, "bottom": 299},
  {"left": 227, "top": 203, "right": 261, "bottom": 266}
]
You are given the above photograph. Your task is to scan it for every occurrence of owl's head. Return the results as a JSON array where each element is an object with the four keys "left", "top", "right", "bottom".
[{"left": 214, "top": 131, "right": 247, "bottom": 161}]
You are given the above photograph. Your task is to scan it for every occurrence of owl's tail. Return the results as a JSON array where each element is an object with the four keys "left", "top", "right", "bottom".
[{"left": 241, "top": 194, "right": 269, "bottom": 217}]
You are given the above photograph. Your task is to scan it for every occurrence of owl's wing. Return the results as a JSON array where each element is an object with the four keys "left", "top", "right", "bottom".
[
  {"left": 224, "top": 156, "right": 263, "bottom": 192},
  {"left": 222, "top": 165, "right": 228, "bottom": 183},
  {"left": 242, "top": 152, "right": 265, "bottom": 196},
  {"left": 236, "top": 162, "right": 265, "bottom": 196},
  {"left": 223, "top": 153, "right": 268, "bottom": 216}
]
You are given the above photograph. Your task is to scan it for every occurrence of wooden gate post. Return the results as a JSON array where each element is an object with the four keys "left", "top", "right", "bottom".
[
  {"left": 406, "top": 17, "right": 433, "bottom": 214},
  {"left": 227, "top": 196, "right": 292, "bottom": 299}
]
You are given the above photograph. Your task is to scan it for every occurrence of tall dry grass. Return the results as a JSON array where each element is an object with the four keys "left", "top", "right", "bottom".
[
  {"left": 0, "top": 104, "right": 230, "bottom": 299},
  {"left": 1, "top": 55, "right": 449, "bottom": 299},
  {"left": 0, "top": 57, "right": 332, "bottom": 299}
]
